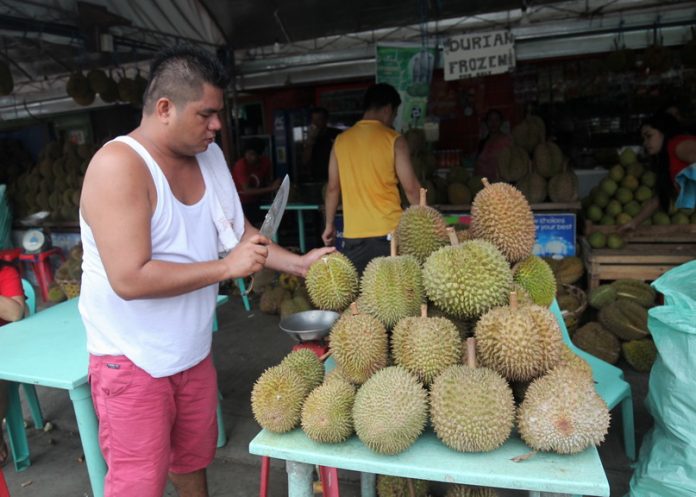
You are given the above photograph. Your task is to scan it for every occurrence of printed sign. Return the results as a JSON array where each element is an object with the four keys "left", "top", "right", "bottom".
[
  {"left": 533, "top": 214, "right": 576, "bottom": 257},
  {"left": 444, "top": 30, "right": 515, "bottom": 81},
  {"left": 376, "top": 43, "right": 436, "bottom": 132}
]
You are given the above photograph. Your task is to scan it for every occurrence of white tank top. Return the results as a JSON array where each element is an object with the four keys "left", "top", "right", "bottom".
[{"left": 79, "top": 136, "right": 220, "bottom": 378}]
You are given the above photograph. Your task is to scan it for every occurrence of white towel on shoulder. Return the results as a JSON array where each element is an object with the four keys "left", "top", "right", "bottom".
[{"left": 197, "top": 144, "right": 246, "bottom": 255}]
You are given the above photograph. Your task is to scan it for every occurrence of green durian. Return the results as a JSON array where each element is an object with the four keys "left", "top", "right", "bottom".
[
  {"left": 301, "top": 379, "right": 355, "bottom": 443},
  {"left": 305, "top": 253, "right": 358, "bottom": 311}
]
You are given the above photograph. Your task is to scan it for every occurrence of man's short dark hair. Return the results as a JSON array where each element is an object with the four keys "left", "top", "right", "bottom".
[
  {"left": 363, "top": 83, "right": 401, "bottom": 112},
  {"left": 143, "top": 46, "right": 230, "bottom": 113}
]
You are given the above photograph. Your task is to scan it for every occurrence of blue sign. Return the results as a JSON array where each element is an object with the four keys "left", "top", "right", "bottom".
[{"left": 533, "top": 214, "right": 576, "bottom": 257}]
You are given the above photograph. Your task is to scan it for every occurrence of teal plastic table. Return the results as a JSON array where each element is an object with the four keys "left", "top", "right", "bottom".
[
  {"left": 259, "top": 203, "right": 321, "bottom": 253},
  {"left": 249, "top": 429, "right": 610, "bottom": 497},
  {"left": 0, "top": 294, "right": 229, "bottom": 497}
]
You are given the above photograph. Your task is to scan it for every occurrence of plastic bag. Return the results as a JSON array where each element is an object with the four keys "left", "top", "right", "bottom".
[
  {"left": 675, "top": 163, "right": 696, "bottom": 209},
  {"left": 629, "top": 262, "right": 696, "bottom": 497}
]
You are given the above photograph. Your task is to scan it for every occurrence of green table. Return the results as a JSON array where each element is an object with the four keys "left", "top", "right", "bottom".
[
  {"left": 249, "top": 429, "right": 610, "bottom": 497},
  {"left": 0, "top": 294, "right": 229, "bottom": 497},
  {"left": 259, "top": 203, "right": 321, "bottom": 253}
]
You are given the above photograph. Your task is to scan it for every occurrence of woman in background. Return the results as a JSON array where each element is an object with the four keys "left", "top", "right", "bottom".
[
  {"left": 0, "top": 261, "right": 27, "bottom": 466},
  {"left": 619, "top": 112, "right": 696, "bottom": 232},
  {"left": 475, "top": 109, "right": 512, "bottom": 182}
]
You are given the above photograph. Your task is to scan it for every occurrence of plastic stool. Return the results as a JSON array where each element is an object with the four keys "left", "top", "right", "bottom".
[
  {"left": 19, "top": 248, "right": 66, "bottom": 302},
  {"left": 259, "top": 457, "right": 341, "bottom": 497},
  {"left": 0, "top": 466, "right": 10, "bottom": 497},
  {"left": 0, "top": 248, "right": 22, "bottom": 276}
]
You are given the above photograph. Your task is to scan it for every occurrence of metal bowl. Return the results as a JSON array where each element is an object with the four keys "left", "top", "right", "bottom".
[{"left": 279, "top": 310, "right": 340, "bottom": 342}]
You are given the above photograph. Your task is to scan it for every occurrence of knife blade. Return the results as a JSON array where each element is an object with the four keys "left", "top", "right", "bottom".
[{"left": 259, "top": 174, "right": 290, "bottom": 240}]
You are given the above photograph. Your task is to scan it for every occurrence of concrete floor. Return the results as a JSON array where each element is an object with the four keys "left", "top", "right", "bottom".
[{"left": 2, "top": 293, "right": 652, "bottom": 497}]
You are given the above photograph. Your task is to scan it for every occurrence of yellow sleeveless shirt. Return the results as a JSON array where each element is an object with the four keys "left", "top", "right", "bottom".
[{"left": 334, "top": 120, "right": 402, "bottom": 238}]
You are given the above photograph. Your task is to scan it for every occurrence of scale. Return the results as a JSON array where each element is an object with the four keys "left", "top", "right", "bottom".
[
  {"left": 279, "top": 310, "right": 339, "bottom": 357},
  {"left": 19, "top": 212, "right": 52, "bottom": 254}
]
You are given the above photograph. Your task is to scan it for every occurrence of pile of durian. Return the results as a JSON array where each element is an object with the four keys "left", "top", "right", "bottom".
[
  {"left": 575, "top": 279, "right": 657, "bottom": 373},
  {"left": 66, "top": 69, "right": 148, "bottom": 107},
  {"left": 8, "top": 140, "right": 97, "bottom": 221},
  {"left": 258, "top": 273, "right": 312, "bottom": 318},
  {"left": 252, "top": 183, "right": 612, "bottom": 466}
]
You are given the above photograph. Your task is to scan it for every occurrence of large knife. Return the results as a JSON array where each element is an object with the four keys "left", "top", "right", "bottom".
[
  {"left": 245, "top": 174, "right": 290, "bottom": 294},
  {"left": 259, "top": 174, "right": 290, "bottom": 240}
]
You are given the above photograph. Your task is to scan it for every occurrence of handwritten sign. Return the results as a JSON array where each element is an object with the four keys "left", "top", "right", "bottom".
[{"left": 444, "top": 30, "right": 515, "bottom": 81}]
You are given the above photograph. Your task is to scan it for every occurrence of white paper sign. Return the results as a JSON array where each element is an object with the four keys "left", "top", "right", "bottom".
[{"left": 444, "top": 30, "right": 515, "bottom": 81}]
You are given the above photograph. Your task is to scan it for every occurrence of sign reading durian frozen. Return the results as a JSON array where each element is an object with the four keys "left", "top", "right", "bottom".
[
  {"left": 444, "top": 30, "right": 515, "bottom": 81},
  {"left": 376, "top": 43, "right": 435, "bottom": 132}
]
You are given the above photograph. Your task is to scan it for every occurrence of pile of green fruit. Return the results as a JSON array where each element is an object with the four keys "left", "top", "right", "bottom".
[
  {"left": 577, "top": 279, "right": 658, "bottom": 372},
  {"left": 583, "top": 148, "right": 696, "bottom": 250},
  {"left": 251, "top": 185, "right": 611, "bottom": 463}
]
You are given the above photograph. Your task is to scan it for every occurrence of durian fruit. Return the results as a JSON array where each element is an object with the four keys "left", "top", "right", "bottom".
[
  {"left": 259, "top": 286, "right": 290, "bottom": 315},
  {"left": 376, "top": 475, "right": 429, "bottom": 497},
  {"left": 547, "top": 256, "right": 584, "bottom": 285},
  {"left": 305, "top": 253, "right": 358, "bottom": 311},
  {"left": 516, "top": 167, "right": 547, "bottom": 204},
  {"left": 359, "top": 237, "right": 424, "bottom": 328},
  {"left": 610, "top": 279, "right": 655, "bottom": 308},
  {"left": 533, "top": 141, "right": 564, "bottom": 178},
  {"left": 512, "top": 255, "right": 557, "bottom": 307},
  {"left": 588, "top": 285, "right": 617, "bottom": 310},
  {"left": 352, "top": 366, "right": 428, "bottom": 455},
  {"left": 512, "top": 115, "right": 546, "bottom": 154},
  {"left": 548, "top": 160, "right": 579, "bottom": 202},
  {"left": 251, "top": 365, "right": 307, "bottom": 433},
  {"left": 517, "top": 367, "right": 610, "bottom": 454},
  {"left": 301, "top": 379, "right": 355, "bottom": 443},
  {"left": 555, "top": 345, "right": 593, "bottom": 379},
  {"left": 475, "top": 293, "right": 563, "bottom": 382},
  {"left": 470, "top": 179, "right": 535, "bottom": 264},
  {"left": 430, "top": 339, "right": 515, "bottom": 452},
  {"left": 47, "top": 284, "right": 66, "bottom": 303},
  {"left": 279, "top": 349, "right": 324, "bottom": 394},
  {"left": 445, "top": 484, "right": 499, "bottom": 497},
  {"left": 391, "top": 304, "right": 462, "bottom": 386},
  {"left": 599, "top": 300, "right": 649, "bottom": 340},
  {"left": 423, "top": 229, "right": 512, "bottom": 320},
  {"left": 329, "top": 303, "right": 388, "bottom": 384},
  {"left": 497, "top": 146, "right": 529, "bottom": 183},
  {"left": 396, "top": 188, "right": 447, "bottom": 264},
  {"left": 323, "top": 367, "right": 353, "bottom": 386},
  {"left": 87, "top": 69, "right": 109, "bottom": 94},
  {"left": 448, "top": 182, "right": 472, "bottom": 205},
  {"left": 572, "top": 322, "right": 621, "bottom": 364},
  {"left": 622, "top": 339, "right": 657, "bottom": 373}
]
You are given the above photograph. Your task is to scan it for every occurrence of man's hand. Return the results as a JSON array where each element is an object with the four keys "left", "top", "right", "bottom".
[
  {"left": 297, "top": 246, "right": 337, "bottom": 277},
  {"left": 322, "top": 224, "right": 336, "bottom": 247},
  {"left": 222, "top": 234, "right": 271, "bottom": 278}
]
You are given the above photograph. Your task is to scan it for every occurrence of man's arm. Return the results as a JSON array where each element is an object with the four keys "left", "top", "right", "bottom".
[
  {"left": 81, "top": 142, "right": 270, "bottom": 300},
  {"left": 0, "top": 295, "right": 25, "bottom": 322},
  {"left": 240, "top": 218, "right": 335, "bottom": 277},
  {"left": 394, "top": 136, "right": 421, "bottom": 205},
  {"left": 322, "top": 147, "right": 341, "bottom": 246}
]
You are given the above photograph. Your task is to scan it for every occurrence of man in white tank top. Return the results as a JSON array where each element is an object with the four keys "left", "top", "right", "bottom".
[{"left": 79, "top": 47, "right": 334, "bottom": 497}]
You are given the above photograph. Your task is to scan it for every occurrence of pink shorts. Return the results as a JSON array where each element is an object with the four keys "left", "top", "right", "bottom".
[{"left": 89, "top": 354, "right": 218, "bottom": 497}]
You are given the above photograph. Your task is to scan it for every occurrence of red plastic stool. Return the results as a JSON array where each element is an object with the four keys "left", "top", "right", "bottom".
[
  {"left": 259, "top": 457, "right": 340, "bottom": 497},
  {"left": 19, "top": 248, "right": 66, "bottom": 302},
  {"left": 0, "top": 467, "right": 10, "bottom": 497},
  {"left": 0, "top": 248, "right": 22, "bottom": 276}
]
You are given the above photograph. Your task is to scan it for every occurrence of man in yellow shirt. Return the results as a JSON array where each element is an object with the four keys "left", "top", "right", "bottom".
[{"left": 322, "top": 83, "right": 421, "bottom": 273}]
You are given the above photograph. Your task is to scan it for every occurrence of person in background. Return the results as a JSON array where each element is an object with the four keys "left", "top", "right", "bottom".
[
  {"left": 79, "top": 46, "right": 333, "bottom": 497},
  {"left": 619, "top": 112, "right": 696, "bottom": 232},
  {"left": 474, "top": 109, "right": 513, "bottom": 182},
  {"left": 301, "top": 107, "right": 341, "bottom": 182},
  {"left": 0, "top": 261, "right": 27, "bottom": 467},
  {"left": 322, "top": 83, "right": 421, "bottom": 274},
  {"left": 231, "top": 139, "right": 281, "bottom": 225}
]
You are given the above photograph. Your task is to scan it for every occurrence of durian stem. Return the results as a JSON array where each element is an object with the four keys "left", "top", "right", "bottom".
[
  {"left": 390, "top": 233, "right": 397, "bottom": 257},
  {"left": 446, "top": 227, "right": 459, "bottom": 247},
  {"left": 466, "top": 337, "right": 477, "bottom": 369},
  {"left": 319, "top": 350, "right": 332, "bottom": 362},
  {"left": 407, "top": 479, "right": 416, "bottom": 497},
  {"left": 509, "top": 291, "right": 518, "bottom": 310},
  {"left": 482, "top": 177, "right": 490, "bottom": 188},
  {"left": 420, "top": 303, "right": 427, "bottom": 318},
  {"left": 350, "top": 302, "right": 359, "bottom": 316},
  {"left": 419, "top": 187, "right": 427, "bottom": 207}
]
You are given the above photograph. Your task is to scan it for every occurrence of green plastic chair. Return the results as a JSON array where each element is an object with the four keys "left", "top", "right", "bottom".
[
  {"left": 550, "top": 299, "right": 636, "bottom": 461},
  {"left": 5, "top": 279, "right": 45, "bottom": 472}
]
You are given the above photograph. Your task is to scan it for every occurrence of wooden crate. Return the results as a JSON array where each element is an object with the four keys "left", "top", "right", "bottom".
[
  {"left": 584, "top": 221, "right": 696, "bottom": 243},
  {"left": 580, "top": 237, "right": 696, "bottom": 290}
]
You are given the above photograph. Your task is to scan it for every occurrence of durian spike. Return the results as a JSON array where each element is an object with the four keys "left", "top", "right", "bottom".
[
  {"left": 466, "top": 337, "right": 477, "bottom": 369},
  {"left": 420, "top": 303, "right": 428, "bottom": 318},
  {"left": 482, "top": 177, "right": 491, "bottom": 188},
  {"left": 390, "top": 233, "right": 397, "bottom": 257},
  {"left": 350, "top": 302, "right": 359, "bottom": 316},
  {"left": 509, "top": 291, "right": 518, "bottom": 310},
  {"left": 446, "top": 226, "right": 459, "bottom": 247},
  {"left": 419, "top": 187, "right": 427, "bottom": 207}
]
